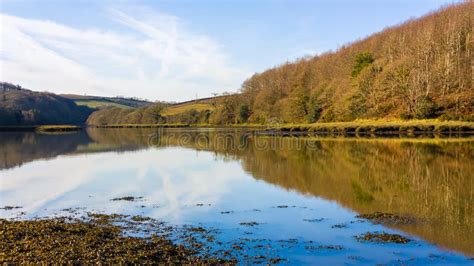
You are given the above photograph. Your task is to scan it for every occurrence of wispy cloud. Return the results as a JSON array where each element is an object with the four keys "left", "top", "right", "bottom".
[{"left": 0, "top": 8, "right": 248, "bottom": 101}]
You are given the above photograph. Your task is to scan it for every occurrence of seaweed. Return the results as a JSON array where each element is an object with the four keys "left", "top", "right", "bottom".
[
  {"left": 357, "top": 212, "right": 416, "bottom": 225},
  {"left": 0, "top": 214, "right": 231, "bottom": 264},
  {"left": 355, "top": 232, "right": 411, "bottom": 244},
  {"left": 110, "top": 196, "right": 144, "bottom": 202}
]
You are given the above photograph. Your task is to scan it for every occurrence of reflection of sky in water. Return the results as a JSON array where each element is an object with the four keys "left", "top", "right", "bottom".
[{"left": 0, "top": 147, "right": 471, "bottom": 264}]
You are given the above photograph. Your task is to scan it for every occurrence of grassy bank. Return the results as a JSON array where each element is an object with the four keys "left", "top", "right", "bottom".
[
  {"left": 263, "top": 119, "right": 474, "bottom": 136},
  {"left": 92, "top": 124, "right": 190, "bottom": 128},
  {"left": 88, "top": 123, "right": 267, "bottom": 130},
  {"left": 2, "top": 119, "right": 473, "bottom": 136},
  {"left": 36, "top": 125, "right": 82, "bottom": 132},
  {"left": 87, "top": 119, "right": 474, "bottom": 135}
]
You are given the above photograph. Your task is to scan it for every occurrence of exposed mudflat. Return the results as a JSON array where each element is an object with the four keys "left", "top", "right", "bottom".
[
  {"left": 1, "top": 205, "right": 470, "bottom": 264},
  {"left": 0, "top": 213, "right": 230, "bottom": 264}
]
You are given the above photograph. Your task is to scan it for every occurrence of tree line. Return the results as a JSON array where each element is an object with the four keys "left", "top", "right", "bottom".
[{"left": 233, "top": 2, "right": 472, "bottom": 124}]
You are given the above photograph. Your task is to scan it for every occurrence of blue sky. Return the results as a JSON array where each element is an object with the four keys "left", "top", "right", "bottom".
[{"left": 0, "top": 0, "right": 459, "bottom": 101}]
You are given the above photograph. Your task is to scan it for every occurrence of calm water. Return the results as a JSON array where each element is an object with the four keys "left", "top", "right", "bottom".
[{"left": 1, "top": 128, "right": 473, "bottom": 265}]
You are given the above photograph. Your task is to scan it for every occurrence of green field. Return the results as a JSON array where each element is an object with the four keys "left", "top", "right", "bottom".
[{"left": 75, "top": 100, "right": 131, "bottom": 109}]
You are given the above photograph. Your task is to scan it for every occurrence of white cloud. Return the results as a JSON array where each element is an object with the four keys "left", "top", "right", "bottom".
[{"left": 0, "top": 9, "right": 248, "bottom": 101}]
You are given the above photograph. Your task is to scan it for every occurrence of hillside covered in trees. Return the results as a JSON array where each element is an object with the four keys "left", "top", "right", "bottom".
[
  {"left": 238, "top": 2, "right": 472, "bottom": 123},
  {"left": 0, "top": 82, "right": 93, "bottom": 126},
  {"left": 87, "top": 2, "right": 472, "bottom": 126}
]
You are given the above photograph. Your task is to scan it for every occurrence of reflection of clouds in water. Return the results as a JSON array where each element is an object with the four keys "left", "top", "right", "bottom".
[
  {"left": 0, "top": 154, "right": 99, "bottom": 216},
  {"left": 0, "top": 147, "right": 244, "bottom": 222}
]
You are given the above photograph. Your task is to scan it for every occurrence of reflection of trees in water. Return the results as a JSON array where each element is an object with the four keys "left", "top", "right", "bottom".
[
  {"left": 0, "top": 131, "right": 91, "bottom": 170},
  {"left": 0, "top": 128, "right": 158, "bottom": 170},
  {"left": 150, "top": 131, "right": 474, "bottom": 255},
  {"left": 247, "top": 139, "right": 473, "bottom": 256},
  {"left": 85, "top": 128, "right": 156, "bottom": 151},
  {"left": 1, "top": 128, "right": 472, "bottom": 255}
]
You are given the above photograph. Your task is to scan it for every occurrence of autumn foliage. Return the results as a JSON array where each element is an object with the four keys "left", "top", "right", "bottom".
[{"left": 239, "top": 2, "right": 472, "bottom": 123}]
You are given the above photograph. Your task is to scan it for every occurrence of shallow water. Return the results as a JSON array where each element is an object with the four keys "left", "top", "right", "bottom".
[{"left": 0, "top": 128, "right": 473, "bottom": 264}]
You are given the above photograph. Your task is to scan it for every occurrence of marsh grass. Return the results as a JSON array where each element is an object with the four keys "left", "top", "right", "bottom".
[
  {"left": 86, "top": 119, "right": 474, "bottom": 137},
  {"left": 36, "top": 125, "right": 82, "bottom": 132},
  {"left": 93, "top": 123, "right": 190, "bottom": 128},
  {"left": 88, "top": 119, "right": 473, "bottom": 135},
  {"left": 268, "top": 119, "right": 474, "bottom": 135}
]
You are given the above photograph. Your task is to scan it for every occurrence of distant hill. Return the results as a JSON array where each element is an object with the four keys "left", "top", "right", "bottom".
[
  {"left": 86, "top": 94, "right": 237, "bottom": 125},
  {"left": 61, "top": 94, "right": 153, "bottom": 109},
  {"left": 0, "top": 82, "right": 94, "bottom": 126}
]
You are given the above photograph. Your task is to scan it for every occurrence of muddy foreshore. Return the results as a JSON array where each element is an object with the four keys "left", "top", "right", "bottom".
[
  {"left": 0, "top": 213, "right": 233, "bottom": 264},
  {"left": 0, "top": 209, "right": 425, "bottom": 264}
]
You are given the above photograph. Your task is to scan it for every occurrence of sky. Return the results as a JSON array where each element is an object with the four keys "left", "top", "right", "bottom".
[{"left": 0, "top": 0, "right": 461, "bottom": 102}]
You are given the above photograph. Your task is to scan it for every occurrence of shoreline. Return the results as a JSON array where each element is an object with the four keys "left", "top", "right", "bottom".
[
  {"left": 1, "top": 120, "right": 473, "bottom": 136},
  {"left": 1, "top": 209, "right": 471, "bottom": 263},
  {"left": 0, "top": 213, "right": 232, "bottom": 264}
]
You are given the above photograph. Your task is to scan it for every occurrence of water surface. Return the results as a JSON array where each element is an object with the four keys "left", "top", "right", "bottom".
[{"left": 1, "top": 128, "right": 473, "bottom": 264}]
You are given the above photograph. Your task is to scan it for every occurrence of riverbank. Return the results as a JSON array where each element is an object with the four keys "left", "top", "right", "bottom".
[
  {"left": 91, "top": 123, "right": 191, "bottom": 128},
  {"left": 2, "top": 119, "right": 473, "bottom": 136},
  {"left": 261, "top": 119, "right": 474, "bottom": 136},
  {"left": 87, "top": 119, "right": 474, "bottom": 136}
]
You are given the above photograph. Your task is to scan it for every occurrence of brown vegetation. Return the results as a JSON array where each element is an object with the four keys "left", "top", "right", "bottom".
[
  {"left": 36, "top": 125, "right": 82, "bottom": 132},
  {"left": 357, "top": 212, "right": 416, "bottom": 225},
  {"left": 355, "top": 232, "right": 411, "bottom": 244},
  {"left": 239, "top": 2, "right": 472, "bottom": 123},
  {"left": 262, "top": 119, "right": 474, "bottom": 136},
  {"left": 0, "top": 214, "right": 228, "bottom": 264}
]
